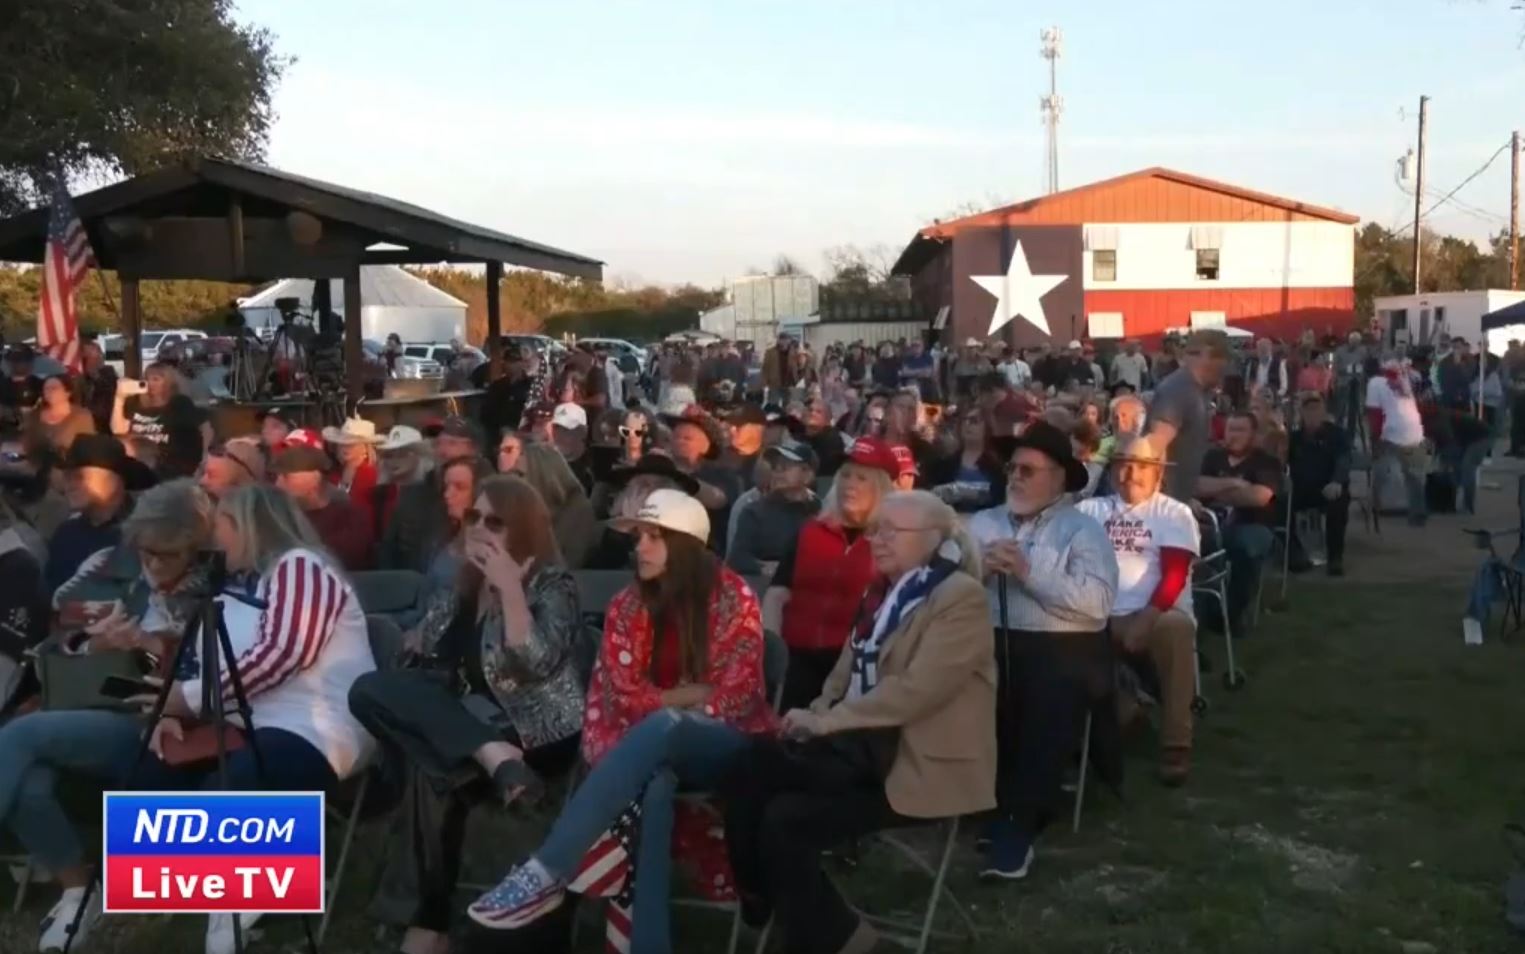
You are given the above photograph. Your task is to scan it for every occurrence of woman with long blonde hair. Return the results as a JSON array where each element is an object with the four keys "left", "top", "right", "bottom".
[{"left": 514, "top": 441, "right": 597, "bottom": 569}]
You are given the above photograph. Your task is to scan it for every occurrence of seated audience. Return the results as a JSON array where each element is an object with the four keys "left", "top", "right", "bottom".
[
  {"left": 515, "top": 441, "right": 597, "bottom": 570},
  {"left": 722, "top": 490, "right": 995, "bottom": 954},
  {"left": 133, "top": 484, "right": 377, "bottom": 953},
  {"left": 1287, "top": 394, "right": 1350, "bottom": 576},
  {"left": 25, "top": 374, "right": 96, "bottom": 462},
  {"left": 324, "top": 416, "right": 383, "bottom": 527},
  {"left": 45, "top": 434, "right": 144, "bottom": 592},
  {"left": 76, "top": 339, "right": 117, "bottom": 434},
  {"left": 371, "top": 425, "right": 432, "bottom": 540},
  {"left": 467, "top": 490, "right": 775, "bottom": 954},
  {"left": 0, "top": 496, "right": 46, "bottom": 707},
  {"left": 197, "top": 437, "right": 265, "bottom": 502},
  {"left": 1071, "top": 419, "right": 1104, "bottom": 497},
  {"left": 271, "top": 428, "right": 375, "bottom": 571},
  {"left": 551, "top": 402, "right": 596, "bottom": 494},
  {"left": 350, "top": 474, "right": 582, "bottom": 953},
  {"left": 764, "top": 437, "right": 897, "bottom": 710},
  {"left": 925, "top": 405, "right": 1006, "bottom": 513},
  {"left": 110, "top": 361, "right": 205, "bottom": 479},
  {"left": 661, "top": 406, "right": 741, "bottom": 550},
  {"left": 725, "top": 405, "right": 767, "bottom": 488},
  {"left": 256, "top": 407, "right": 298, "bottom": 462},
  {"left": 616, "top": 408, "right": 654, "bottom": 466},
  {"left": 1095, "top": 392, "right": 1145, "bottom": 467},
  {"left": 585, "top": 454, "right": 700, "bottom": 570},
  {"left": 1077, "top": 437, "right": 1200, "bottom": 785},
  {"left": 727, "top": 442, "right": 820, "bottom": 576},
  {"left": 969, "top": 421, "right": 1118, "bottom": 880},
  {"left": 725, "top": 454, "right": 771, "bottom": 547},
  {"left": 1198, "top": 411, "right": 1282, "bottom": 634},
  {"left": 5, "top": 479, "right": 213, "bottom": 951},
  {"left": 497, "top": 429, "right": 525, "bottom": 474},
  {"left": 802, "top": 396, "right": 847, "bottom": 476}
]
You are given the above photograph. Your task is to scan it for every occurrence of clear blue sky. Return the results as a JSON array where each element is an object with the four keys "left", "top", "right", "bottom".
[{"left": 240, "top": 0, "right": 1525, "bottom": 286}]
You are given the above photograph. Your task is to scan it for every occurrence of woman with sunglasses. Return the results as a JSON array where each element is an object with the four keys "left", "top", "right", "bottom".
[
  {"left": 618, "top": 408, "right": 653, "bottom": 465},
  {"left": 349, "top": 474, "right": 583, "bottom": 954}
]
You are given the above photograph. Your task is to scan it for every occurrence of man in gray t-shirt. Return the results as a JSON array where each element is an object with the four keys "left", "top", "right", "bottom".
[{"left": 1147, "top": 330, "right": 1230, "bottom": 502}]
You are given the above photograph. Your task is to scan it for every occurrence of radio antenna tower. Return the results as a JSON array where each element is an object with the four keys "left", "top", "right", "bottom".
[{"left": 1040, "top": 26, "right": 1064, "bottom": 194}]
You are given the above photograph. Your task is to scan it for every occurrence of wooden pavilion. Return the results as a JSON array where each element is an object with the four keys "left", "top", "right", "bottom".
[{"left": 0, "top": 157, "right": 603, "bottom": 405}]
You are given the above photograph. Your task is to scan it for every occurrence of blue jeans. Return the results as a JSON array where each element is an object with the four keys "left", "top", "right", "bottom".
[
  {"left": 1224, "top": 523, "right": 1274, "bottom": 632},
  {"left": 537, "top": 710, "right": 749, "bottom": 954},
  {"left": 129, "top": 727, "right": 338, "bottom": 793},
  {"left": 0, "top": 710, "right": 143, "bottom": 870}
]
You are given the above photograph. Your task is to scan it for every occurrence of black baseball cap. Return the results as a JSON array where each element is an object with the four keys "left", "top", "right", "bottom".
[{"left": 765, "top": 441, "right": 818, "bottom": 470}]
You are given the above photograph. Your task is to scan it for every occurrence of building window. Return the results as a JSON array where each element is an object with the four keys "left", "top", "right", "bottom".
[
  {"left": 1087, "top": 312, "right": 1124, "bottom": 339},
  {"left": 1195, "top": 248, "right": 1220, "bottom": 280},
  {"left": 1093, "top": 249, "right": 1117, "bottom": 282}
]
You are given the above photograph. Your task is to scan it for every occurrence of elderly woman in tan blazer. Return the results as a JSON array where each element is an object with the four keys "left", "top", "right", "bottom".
[{"left": 721, "top": 490, "right": 996, "bottom": 954}]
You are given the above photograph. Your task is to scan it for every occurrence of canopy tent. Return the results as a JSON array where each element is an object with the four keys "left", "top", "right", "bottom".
[
  {"left": 1483, "top": 298, "right": 1525, "bottom": 331},
  {"left": 239, "top": 265, "right": 466, "bottom": 343}
]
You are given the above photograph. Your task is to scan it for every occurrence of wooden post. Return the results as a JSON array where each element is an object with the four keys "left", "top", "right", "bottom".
[
  {"left": 1511, "top": 130, "right": 1520, "bottom": 291},
  {"left": 343, "top": 268, "right": 363, "bottom": 404},
  {"left": 485, "top": 260, "right": 503, "bottom": 380},
  {"left": 1411, "top": 95, "right": 1428, "bottom": 294},
  {"left": 121, "top": 278, "right": 142, "bottom": 379},
  {"left": 228, "top": 196, "right": 245, "bottom": 277}
]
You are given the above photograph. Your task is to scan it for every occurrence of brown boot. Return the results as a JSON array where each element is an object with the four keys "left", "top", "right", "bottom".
[{"left": 1159, "top": 746, "right": 1191, "bottom": 787}]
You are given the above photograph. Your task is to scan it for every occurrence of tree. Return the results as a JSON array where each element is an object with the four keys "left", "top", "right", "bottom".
[{"left": 0, "top": 0, "right": 286, "bottom": 214}]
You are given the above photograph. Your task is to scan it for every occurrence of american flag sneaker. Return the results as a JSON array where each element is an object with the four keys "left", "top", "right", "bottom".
[{"left": 467, "top": 860, "right": 566, "bottom": 930}]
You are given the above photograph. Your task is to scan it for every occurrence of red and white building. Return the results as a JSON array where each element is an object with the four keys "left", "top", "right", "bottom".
[{"left": 892, "top": 167, "right": 1358, "bottom": 348}]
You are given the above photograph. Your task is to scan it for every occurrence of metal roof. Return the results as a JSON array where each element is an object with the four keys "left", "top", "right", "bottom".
[
  {"left": 239, "top": 265, "right": 467, "bottom": 311},
  {"left": 0, "top": 156, "right": 603, "bottom": 280}
]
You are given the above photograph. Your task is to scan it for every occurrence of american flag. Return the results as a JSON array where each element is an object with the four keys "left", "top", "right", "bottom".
[{"left": 38, "top": 181, "right": 94, "bottom": 371}]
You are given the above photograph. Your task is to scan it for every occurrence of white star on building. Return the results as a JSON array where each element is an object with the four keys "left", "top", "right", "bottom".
[{"left": 969, "top": 240, "right": 1068, "bottom": 336}]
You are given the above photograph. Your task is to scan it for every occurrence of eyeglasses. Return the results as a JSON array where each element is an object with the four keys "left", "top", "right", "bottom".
[
  {"left": 462, "top": 508, "right": 507, "bottom": 533},
  {"left": 618, "top": 426, "right": 647, "bottom": 439},
  {"left": 1006, "top": 462, "right": 1058, "bottom": 480}
]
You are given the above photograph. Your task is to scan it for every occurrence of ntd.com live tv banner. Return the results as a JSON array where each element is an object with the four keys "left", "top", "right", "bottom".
[{"left": 103, "top": 792, "right": 324, "bottom": 913}]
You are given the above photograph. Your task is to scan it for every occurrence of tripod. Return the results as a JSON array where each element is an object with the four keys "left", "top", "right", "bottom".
[{"left": 61, "top": 562, "right": 320, "bottom": 954}]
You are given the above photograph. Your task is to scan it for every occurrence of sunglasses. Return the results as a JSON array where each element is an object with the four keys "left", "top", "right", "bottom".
[
  {"left": 462, "top": 508, "right": 507, "bottom": 533},
  {"left": 618, "top": 426, "right": 648, "bottom": 439}
]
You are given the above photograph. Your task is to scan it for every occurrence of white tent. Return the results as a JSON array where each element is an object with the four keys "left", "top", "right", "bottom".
[{"left": 237, "top": 265, "right": 467, "bottom": 343}]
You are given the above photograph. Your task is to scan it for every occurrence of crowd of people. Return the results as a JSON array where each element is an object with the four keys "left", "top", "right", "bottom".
[{"left": 0, "top": 319, "right": 1501, "bottom": 954}]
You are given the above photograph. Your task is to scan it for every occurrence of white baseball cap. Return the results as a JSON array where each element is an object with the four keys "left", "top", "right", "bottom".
[
  {"left": 609, "top": 488, "right": 710, "bottom": 544},
  {"left": 552, "top": 402, "right": 588, "bottom": 430},
  {"left": 378, "top": 425, "right": 426, "bottom": 451}
]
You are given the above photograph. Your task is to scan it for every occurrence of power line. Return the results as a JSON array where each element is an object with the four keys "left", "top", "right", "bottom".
[{"left": 1417, "top": 139, "right": 1512, "bottom": 223}]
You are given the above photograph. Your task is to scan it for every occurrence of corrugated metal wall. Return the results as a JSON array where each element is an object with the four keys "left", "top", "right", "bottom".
[{"left": 804, "top": 321, "right": 926, "bottom": 351}]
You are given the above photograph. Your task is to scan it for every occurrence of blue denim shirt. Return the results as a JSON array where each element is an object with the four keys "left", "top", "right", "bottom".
[{"left": 967, "top": 500, "right": 1118, "bottom": 632}]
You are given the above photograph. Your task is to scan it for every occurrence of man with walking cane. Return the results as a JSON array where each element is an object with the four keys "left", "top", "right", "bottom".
[{"left": 967, "top": 422, "right": 1118, "bottom": 883}]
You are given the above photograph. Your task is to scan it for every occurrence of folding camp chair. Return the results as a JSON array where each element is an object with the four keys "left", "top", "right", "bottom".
[
  {"left": 854, "top": 818, "right": 981, "bottom": 954},
  {"left": 349, "top": 569, "right": 428, "bottom": 621},
  {"left": 1463, "top": 473, "right": 1525, "bottom": 637},
  {"left": 1253, "top": 471, "right": 1295, "bottom": 626},
  {"left": 319, "top": 614, "right": 404, "bottom": 944},
  {"left": 1192, "top": 509, "right": 1245, "bottom": 691}
]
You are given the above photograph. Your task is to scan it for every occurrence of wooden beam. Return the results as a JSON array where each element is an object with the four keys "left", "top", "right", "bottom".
[
  {"left": 485, "top": 259, "right": 503, "bottom": 377},
  {"left": 106, "top": 217, "right": 368, "bottom": 280},
  {"left": 228, "top": 196, "right": 245, "bottom": 276},
  {"left": 121, "top": 278, "right": 142, "bottom": 379},
  {"left": 343, "top": 267, "right": 363, "bottom": 404}
]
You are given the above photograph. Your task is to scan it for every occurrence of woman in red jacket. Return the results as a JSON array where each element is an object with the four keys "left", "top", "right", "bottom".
[
  {"left": 762, "top": 436, "right": 898, "bottom": 711},
  {"left": 324, "top": 417, "right": 382, "bottom": 527},
  {"left": 468, "top": 489, "right": 776, "bottom": 953}
]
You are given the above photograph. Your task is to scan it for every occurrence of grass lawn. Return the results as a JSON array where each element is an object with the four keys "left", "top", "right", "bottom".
[{"left": 3, "top": 571, "right": 1523, "bottom": 952}]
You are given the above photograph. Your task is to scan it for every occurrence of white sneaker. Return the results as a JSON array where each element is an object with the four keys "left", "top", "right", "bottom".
[
  {"left": 38, "top": 886, "right": 102, "bottom": 952},
  {"left": 205, "top": 912, "right": 264, "bottom": 954},
  {"left": 1463, "top": 617, "right": 1484, "bottom": 646}
]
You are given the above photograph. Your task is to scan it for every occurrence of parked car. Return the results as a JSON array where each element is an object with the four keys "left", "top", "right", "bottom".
[
  {"left": 139, "top": 328, "right": 208, "bottom": 366},
  {"left": 496, "top": 334, "right": 567, "bottom": 361},
  {"left": 362, "top": 339, "right": 442, "bottom": 379},
  {"left": 403, "top": 342, "right": 487, "bottom": 370},
  {"left": 576, "top": 337, "right": 648, "bottom": 374}
]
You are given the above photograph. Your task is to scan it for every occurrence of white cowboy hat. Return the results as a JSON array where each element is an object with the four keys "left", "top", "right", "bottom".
[
  {"left": 377, "top": 425, "right": 426, "bottom": 452},
  {"left": 322, "top": 417, "right": 382, "bottom": 445},
  {"left": 609, "top": 488, "right": 710, "bottom": 544}
]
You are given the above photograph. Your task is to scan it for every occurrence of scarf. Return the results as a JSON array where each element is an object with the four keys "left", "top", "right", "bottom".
[{"left": 845, "top": 539, "right": 963, "bottom": 699}]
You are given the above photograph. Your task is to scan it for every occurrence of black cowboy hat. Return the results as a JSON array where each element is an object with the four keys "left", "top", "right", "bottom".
[
  {"left": 659, "top": 408, "right": 724, "bottom": 461},
  {"left": 64, "top": 434, "right": 157, "bottom": 491},
  {"left": 605, "top": 453, "right": 702, "bottom": 496},
  {"left": 1002, "top": 421, "right": 1088, "bottom": 493}
]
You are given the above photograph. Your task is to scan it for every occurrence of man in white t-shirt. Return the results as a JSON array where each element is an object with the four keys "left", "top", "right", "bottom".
[
  {"left": 999, "top": 347, "right": 1032, "bottom": 390},
  {"left": 1365, "top": 360, "right": 1430, "bottom": 526},
  {"left": 1077, "top": 434, "right": 1200, "bottom": 786},
  {"left": 1109, "top": 340, "right": 1149, "bottom": 391}
]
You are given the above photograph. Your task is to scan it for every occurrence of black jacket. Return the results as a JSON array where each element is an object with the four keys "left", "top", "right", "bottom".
[
  {"left": 1288, "top": 422, "right": 1350, "bottom": 492},
  {"left": 378, "top": 471, "right": 450, "bottom": 573}
]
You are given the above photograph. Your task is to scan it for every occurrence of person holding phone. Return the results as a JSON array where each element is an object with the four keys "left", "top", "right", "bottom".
[
  {"left": 0, "top": 479, "right": 214, "bottom": 952},
  {"left": 110, "top": 362, "right": 205, "bottom": 479}
]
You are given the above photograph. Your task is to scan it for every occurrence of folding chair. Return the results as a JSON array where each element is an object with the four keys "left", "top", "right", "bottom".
[
  {"left": 349, "top": 569, "right": 427, "bottom": 620},
  {"left": 318, "top": 614, "right": 404, "bottom": 944},
  {"left": 1192, "top": 509, "right": 1245, "bottom": 691},
  {"left": 855, "top": 818, "right": 981, "bottom": 954},
  {"left": 1463, "top": 473, "right": 1525, "bottom": 637},
  {"left": 1254, "top": 472, "right": 1295, "bottom": 625},
  {"left": 574, "top": 570, "right": 634, "bottom": 623}
]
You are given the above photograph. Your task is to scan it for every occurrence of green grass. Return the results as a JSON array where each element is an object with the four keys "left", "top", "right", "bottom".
[{"left": 4, "top": 578, "right": 1524, "bottom": 953}]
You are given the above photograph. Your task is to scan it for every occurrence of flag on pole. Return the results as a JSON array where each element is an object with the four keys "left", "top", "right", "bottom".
[{"left": 38, "top": 180, "right": 94, "bottom": 371}]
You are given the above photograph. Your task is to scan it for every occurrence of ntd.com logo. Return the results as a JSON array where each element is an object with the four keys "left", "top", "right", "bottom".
[{"left": 103, "top": 792, "right": 324, "bottom": 913}]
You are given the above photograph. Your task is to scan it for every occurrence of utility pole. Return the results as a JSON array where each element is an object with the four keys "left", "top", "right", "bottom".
[
  {"left": 1039, "top": 27, "right": 1063, "bottom": 195},
  {"left": 1511, "top": 129, "right": 1520, "bottom": 290},
  {"left": 1411, "top": 95, "right": 1428, "bottom": 294}
]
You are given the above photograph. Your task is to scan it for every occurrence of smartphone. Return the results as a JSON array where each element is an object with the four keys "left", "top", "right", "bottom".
[{"left": 99, "top": 675, "right": 158, "bottom": 701}]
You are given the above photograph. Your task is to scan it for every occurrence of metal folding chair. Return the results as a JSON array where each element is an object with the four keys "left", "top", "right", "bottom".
[
  {"left": 348, "top": 569, "right": 427, "bottom": 620},
  {"left": 856, "top": 818, "right": 981, "bottom": 954},
  {"left": 1253, "top": 472, "right": 1295, "bottom": 625},
  {"left": 1462, "top": 473, "right": 1525, "bottom": 637},
  {"left": 1192, "top": 509, "right": 1246, "bottom": 691}
]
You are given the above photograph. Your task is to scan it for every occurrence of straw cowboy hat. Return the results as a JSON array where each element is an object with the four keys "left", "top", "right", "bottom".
[
  {"left": 1108, "top": 434, "right": 1173, "bottom": 468},
  {"left": 322, "top": 417, "right": 383, "bottom": 446}
]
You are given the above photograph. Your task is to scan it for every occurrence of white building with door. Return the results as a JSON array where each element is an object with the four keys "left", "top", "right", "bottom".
[{"left": 1374, "top": 290, "right": 1525, "bottom": 354}]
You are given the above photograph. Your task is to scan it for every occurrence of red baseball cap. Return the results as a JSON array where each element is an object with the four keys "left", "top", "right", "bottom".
[
  {"left": 844, "top": 436, "right": 900, "bottom": 480},
  {"left": 889, "top": 443, "right": 917, "bottom": 480},
  {"left": 272, "top": 428, "right": 330, "bottom": 474}
]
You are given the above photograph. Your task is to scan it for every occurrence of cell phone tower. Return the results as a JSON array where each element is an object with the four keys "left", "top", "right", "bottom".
[{"left": 1040, "top": 26, "right": 1063, "bottom": 195}]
